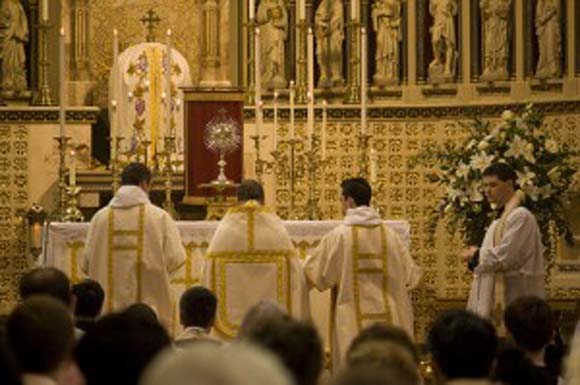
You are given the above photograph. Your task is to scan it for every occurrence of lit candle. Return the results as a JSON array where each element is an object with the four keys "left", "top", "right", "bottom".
[
  {"left": 165, "top": 29, "right": 172, "bottom": 136},
  {"left": 298, "top": 0, "right": 306, "bottom": 20},
  {"left": 31, "top": 223, "right": 43, "bottom": 249},
  {"left": 111, "top": 100, "right": 118, "bottom": 160},
  {"left": 322, "top": 100, "right": 327, "bottom": 160},
  {"left": 361, "top": 27, "right": 367, "bottom": 135},
  {"left": 128, "top": 91, "right": 134, "bottom": 100},
  {"left": 307, "top": 28, "right": 314, "bottom": 148},
  {"left": 41, "top": 0, "right": 49, "bottom": 22},
  {"left": 70, "top": 150, "right": 76, "bottom": 186},
  {"left": 289, "top": 81, "right": 295, "bottom": 139},
  {"left": 254, "top": 27, "right": 261, "bottom": 105},
  {"left": 351, "top": 0, "right": 358, "bottom": 20},
  {"left": 113, "top": 29, "right": 119, "bottom": 65},
  {"left": 249, "top": 0, "right": 255, "bottom": 19},
  {"left": 59, "top": 28, "right": 66, "bottom": 138},
  {"left": 273, "top": 91, "right": 279, "bottom": 149}
]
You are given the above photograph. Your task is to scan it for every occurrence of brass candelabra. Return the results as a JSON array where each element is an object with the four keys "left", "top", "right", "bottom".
[
  {"left": 246, "top": 18, "right": 258, "bottom": 105},
  {"left": 109, "top": 136, "right": 125, "bottom": 193},
  {"left": 357, "top": 131, "right": 372, "bottom": 179},
  {"left": 250, "top": 134, "right": 275, "bottom": 183},
  {"left": 161, "top": 135, "right": 177, "bottom": 218},
  {"left": 63, "top": 185, "right": 84, "bottom": 222},
  {"left": 345, "top": 20, "right": 361, "bottom": 104},
  {"left": 33, "top": 20, "right": 55, "bottom": 106},
  {"left": 303, "top": 133, "right": 328, "bottom": 220}
]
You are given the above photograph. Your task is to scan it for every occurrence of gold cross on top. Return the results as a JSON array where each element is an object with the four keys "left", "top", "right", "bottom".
[{"left": 141, "top": 9, "right": 161, "bottom": 42}]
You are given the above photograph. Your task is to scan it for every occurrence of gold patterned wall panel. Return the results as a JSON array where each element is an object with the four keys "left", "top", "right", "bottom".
[
  {"left": 0, "top": 125, "right": 28, "bottom": 312},
  {"left": 89, "top": 0, "right": 203, "bottom": 106},
  {"left": 268, "top": 103, "right": 580, "bottom": 340}
]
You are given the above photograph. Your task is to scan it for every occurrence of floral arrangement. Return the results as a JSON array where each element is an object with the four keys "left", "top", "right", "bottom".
[{"left": 415, "top": 104, "right": 578, "bottom": 246}]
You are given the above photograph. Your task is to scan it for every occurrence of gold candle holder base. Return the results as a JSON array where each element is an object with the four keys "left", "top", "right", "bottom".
[{"left": 62, "top": 186, "right": 84, "bottom": 222}]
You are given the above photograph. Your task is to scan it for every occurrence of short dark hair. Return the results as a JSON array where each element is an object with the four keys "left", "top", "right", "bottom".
[
  {"left": 347, "top": 323, "right": 420, "bottom": 365},
  {"left": 121, "top": 162, "right": 152, "bottom": 186},
  {"left": 237, "top": 179, "right": 264, "bottom": 203},
  {"left": 333, "top": 364, "right": 419, "bottom": 385},
  {"left": 7, "top": 296, "right": 74, "bottom": 374},
  {"left": 504, "top": 296, "right": 554, "bottom": 352},
  {"left": 75, "top": 312, "right": 170, "bottom": 385},
  {"left": 123, "top": 303, "right": 159, "bottom": 325},
  {"left": 72, "top": 279, "right": 104, "bottom": 319},
  {"left": 179, "top": 286, "right": 217, "bottom": 329},
  {"left": 19, "top": 267, "right": 72, "bottom": 306},
  {"left": 482, "top": 163, "right": 517, "bottom": 183},
  {"left": 244, "top": 317, "right": 323, "bottom": 385},
  {"left": 428, "top": 310, "right": 497, "bottom": 380},
  {"left": 341, "top": 178, "right": 372, "bottom": 206}
]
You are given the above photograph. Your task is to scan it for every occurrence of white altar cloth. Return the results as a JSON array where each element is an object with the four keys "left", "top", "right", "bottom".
[{"left": 43, "top": 220, "right": 410, "bottom": 340}]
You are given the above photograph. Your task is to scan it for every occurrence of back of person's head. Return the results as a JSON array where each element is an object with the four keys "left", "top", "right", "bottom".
[
  {"left": 347, "top": 323, "right": 420, "bottom": 365},
  {"left": 121, "top": 162, "right": 152, "bottom": 186},
  {"left": 237, "top": 179, "right": 265, "bottom": 203},
  {"left": 333, "top": 363, "right": 418, "bottom": 385},
  {"left": 483, "top": 163, "right": 518, "bottom": 184},
  {"left": 141, "top": 343, "right": 293, "bottom": 385},
  {"left": 72, "top": 279, "right": 104, "bottom": 319},
  {"left": 238, "top": 300, "right": 288, "bottom": 339},
  {"left": 341, "top": 178, "right": 372, "bottom": 206},
  {"left": 6, "top": 296, "right": 74, "bottom": 375},
  {"left": 179, "top": 286, "right": 217, "bottom": 329},
  {"left": 427, "top": 310, "right": 497, "bottom": 380},
  {"left": 19, "top": 267, "right": 72, "bottom": 306},
  {"left": 75, "top": 312, "right": 170, "bottom": 385},
  {"left": 0, "top": 317, "right": 21, "bottom": 385},
  {"left": 243, "top": 316, "right": 323, "bottom": 385},
  {"left": 504, "top": 296, "right": 554, "bottom": 353},
  {"left": 123, "top": 303, "right": 159, "bottom": 325},
  {"left": 565, "top": 337, "right": 580, "bottom": 385}
]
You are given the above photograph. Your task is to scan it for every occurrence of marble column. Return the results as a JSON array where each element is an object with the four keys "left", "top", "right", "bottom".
[
  {"left": 511, "top": 0, "right": 527, "bottom": 98},
  {"left": 70, "top": 0, "right": 90, "bottom": 81},
  {"left": 564, "top": 0, "right": 576, "bottom": 95},
  {"left": 200, "top": 0, "right": 226, "bottom": 86},
  {"left": 469, "top": 0, "right": 480, "bottom": 82}
]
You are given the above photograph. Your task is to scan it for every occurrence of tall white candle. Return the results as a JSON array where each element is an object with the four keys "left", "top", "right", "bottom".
[
  {"left": 273, "top": 91, "right": 279, "bottom": 149},
  {"left": 254, "top": 27, "right": 261, "bottom": 105},
  {"left": 289, "top": 81, "right": 295, "bottom": 139},
  {"left": 249, "top": 0, "right": 255, "bottom": 19},
  {"left": 307, "top": 28, "right": 314, "bottom": 147},
  {"left": 298, "top": 0, "right": 306, "bottom": 20},
  {"left": 111, "top": 100, "right": 118, "bottom": 159},
  {"left": 70, "top": 150, "right": 76, "bottom": 186},
  {"left": 113, "top": 29, "right": 119, "bottom": 64},
  {"left": 361, "top": 27, "right": 368, "bottom": 135},
  {"left": 165, "top": 29, "right": 172, "bottom": 136},
  {"left": 351, "top": 0, "right": 358, "bottom": 20},
  {"left": 59, "top": 28, "right": 66, "bottom": 138},
  {"left": 256, "top": 101, "right": 263, "bottom": 138},
  {"left": 322, "top": 100, "right": 327, "bottom": 160},
  {"left": 41, "top": 0, "right": 49, "bottom": 22}
]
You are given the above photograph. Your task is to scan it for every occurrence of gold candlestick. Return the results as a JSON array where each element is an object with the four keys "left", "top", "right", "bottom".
[
  {"left": 250, "top": 134, "right": 275, "bottom": 183},
  {"left": 357, "top": 132, "right": 372, "bottom": 178},
  {"left": 303, "top": 133, "right": 327, "bottom": 220},
  {"left": 295, "top": 20, "right": 308, "bottom": 104},
  {"left": 109, "top": 136, "right": 125, "bottom": 193},
  {"left": 162, "top": 135, "right": 177, "bottom": 218},
  {"left": 53, "top": 136, "right": 71, "bottom": 220},
  {"left": 63, "top": 186, "right": 84, "bottom": 222},
  {"left": 33, "top": 20, "right": 56, "bottom": 106},
  {"left": 344, "top": 20, "right": 361, "bottom": 104}
]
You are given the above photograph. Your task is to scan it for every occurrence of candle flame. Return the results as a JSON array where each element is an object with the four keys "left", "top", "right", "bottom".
[
  {"left": 60, "top": 27, "right": 65, "bottom": 36},
  {"left": 113, "top": 29, "right": 118, "bottom": 36}
]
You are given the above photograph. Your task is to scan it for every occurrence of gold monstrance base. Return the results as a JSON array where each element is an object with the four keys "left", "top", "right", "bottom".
[{"left": 198, "top": 180, "right": 239, "bottom": 220}]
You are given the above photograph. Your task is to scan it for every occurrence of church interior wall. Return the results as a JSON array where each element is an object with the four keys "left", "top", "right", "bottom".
[{"left": 0, "top": 0, "right": 579, "bottom": 338}]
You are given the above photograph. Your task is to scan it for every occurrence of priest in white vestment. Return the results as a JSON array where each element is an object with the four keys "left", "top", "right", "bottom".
[
  {"left": 82, "top": 163, "right": 186, "bottom": 330},
  {"left": 465, "top": 163, "right": 545, "bottom": 323},
  {"left": 201, "top": 180, "right": 310, "bottom": 340},
  {"left": 303, "top": 178, "right": 422, "bottom": 368}
]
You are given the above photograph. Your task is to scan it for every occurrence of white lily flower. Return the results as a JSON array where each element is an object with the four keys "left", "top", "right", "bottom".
[
  {"left": 470, "top": 152, "right": 495, "bottom": 171},
  {"left": 501, "top": 110, "right": 515, "bottom": 121}
]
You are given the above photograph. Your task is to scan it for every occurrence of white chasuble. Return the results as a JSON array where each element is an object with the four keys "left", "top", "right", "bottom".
[
  {"left": 82, "top": 186, "right": 186, "bottom": 330},
  {"left": 467, "top": 206, "right": 546, "bottom": 320},
  {"left": 201, "top": 201, "right": 310, "bottom": 340},
  {"left": 303, "top": 206, "right": 422, "bottom": 369}
]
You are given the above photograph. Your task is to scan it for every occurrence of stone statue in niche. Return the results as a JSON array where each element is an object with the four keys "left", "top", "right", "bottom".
[
  {"left": 535, "top": 0, "right": 561, "bottom": 79},
  {"left": 0, "top": 0, "right": 29, "bottom": 96},
  {"left": 372, "top": 0, "right": 402, "bottom": 86},
  {"left": 315, "top": 0, "right": 345, "bottom": 88},
  {"left": 480, "top": 0, "right": 511, "bottom": 81},
  {"left": 257, "top": 0, "right": 288, "bottom": 88},
  {"left": 428, "top": 0, "right": 457, "bottom": 82}
]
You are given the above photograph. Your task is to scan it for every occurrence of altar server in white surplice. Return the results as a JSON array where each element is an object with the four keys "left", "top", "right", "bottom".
[
  {"left": 82, "top": 163, "right": 186, "bottom": 330},
  {"left": 304, "top": 178, "right": 422, "bottom": 368},
  {"left": 201, "top": 180, "right": 310, "bottom": 340},
  {"left": 465, "top": 163, "right": 545, "bottom": 324}
]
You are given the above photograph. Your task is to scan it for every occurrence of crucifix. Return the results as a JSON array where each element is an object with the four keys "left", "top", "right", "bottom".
[{"left": 141, "top": 9, "right": 161, "bottom": 42}]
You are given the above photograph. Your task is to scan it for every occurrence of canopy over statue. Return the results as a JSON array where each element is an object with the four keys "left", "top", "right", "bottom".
[{"left": 109, "top": 42, "right": 192, "bottom": 164}]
